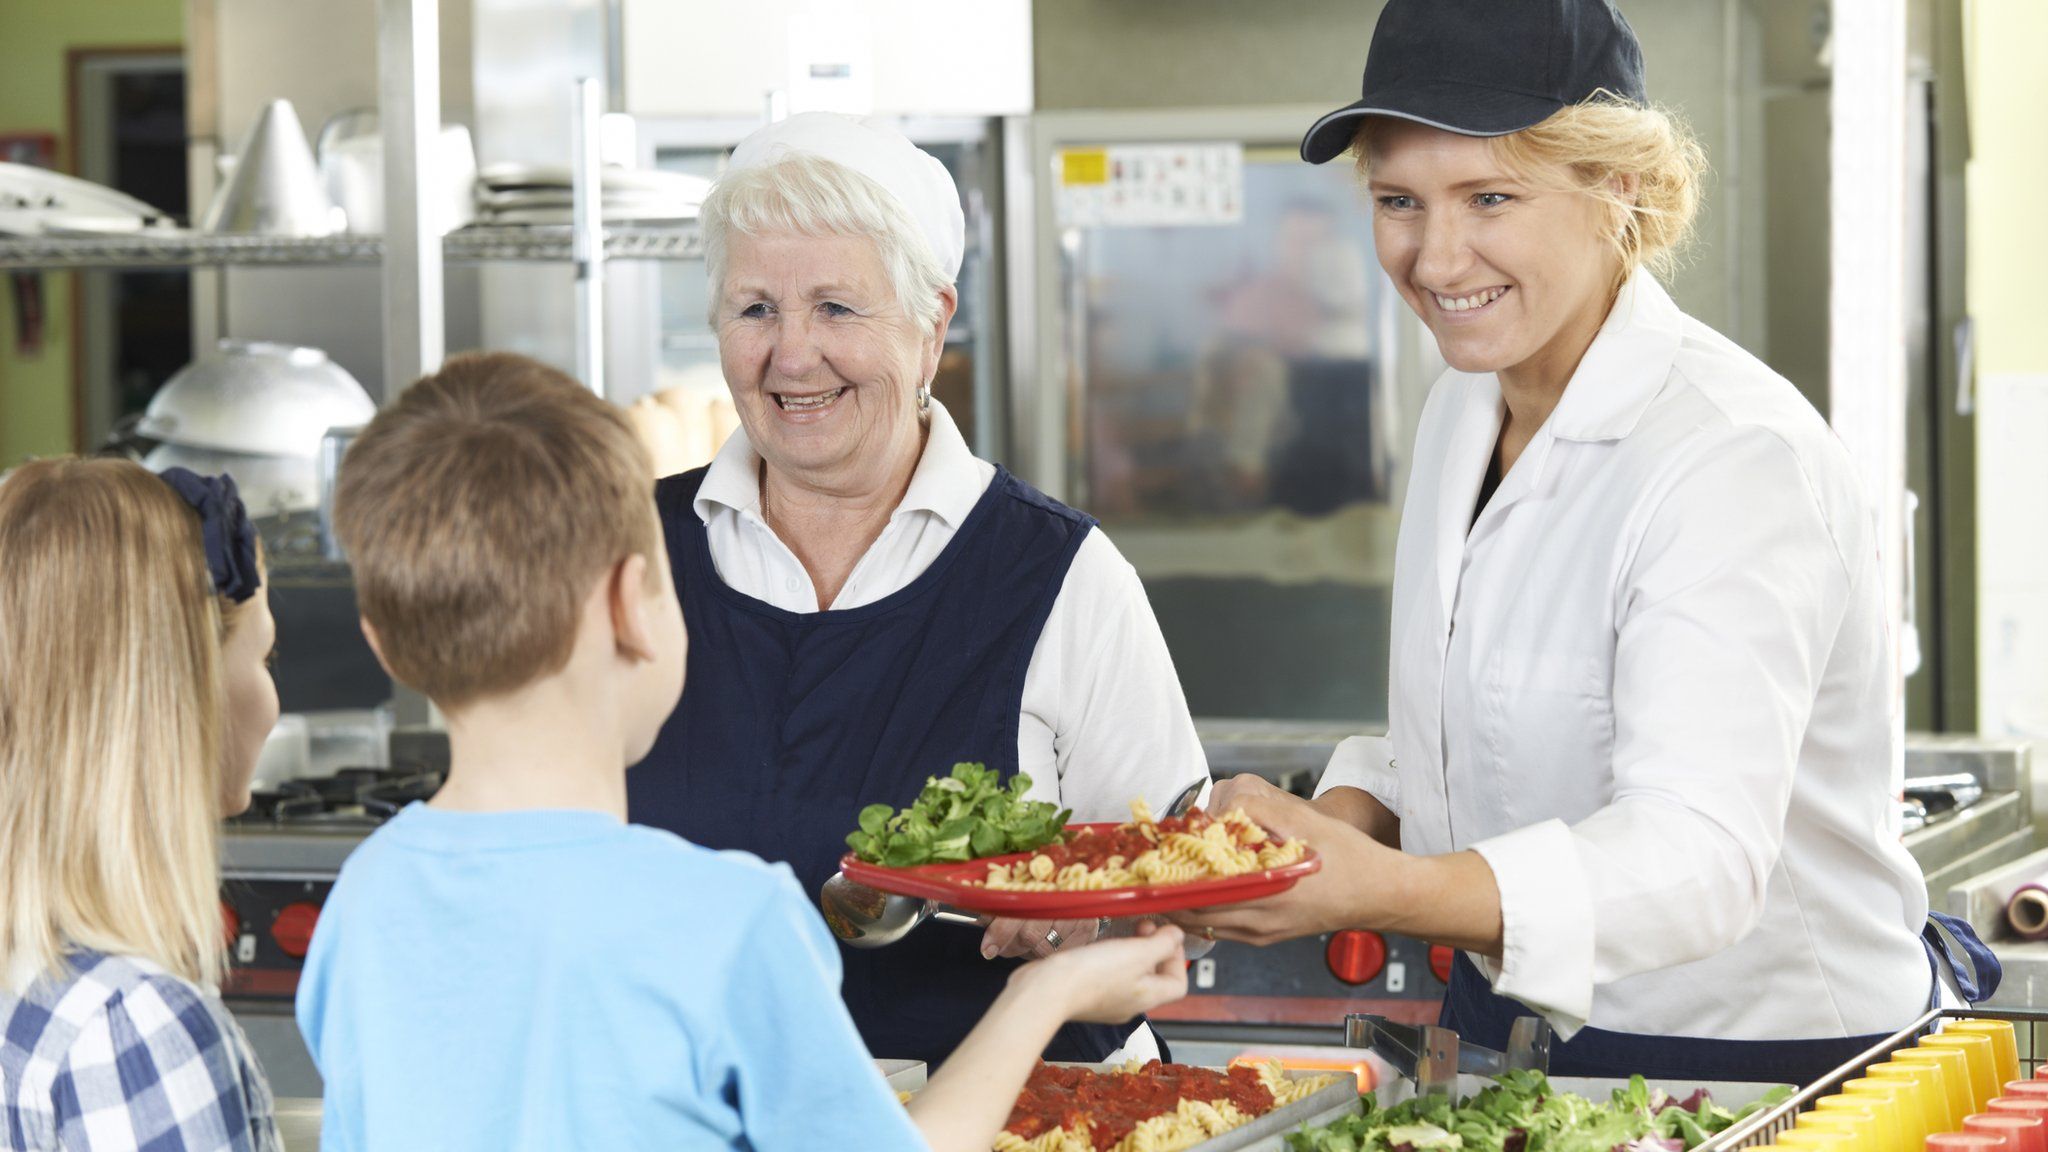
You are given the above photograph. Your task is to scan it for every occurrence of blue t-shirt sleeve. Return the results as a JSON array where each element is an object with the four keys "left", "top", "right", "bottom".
[{"left": 719, "top": 876, "right": 929, "bottom": 1152}]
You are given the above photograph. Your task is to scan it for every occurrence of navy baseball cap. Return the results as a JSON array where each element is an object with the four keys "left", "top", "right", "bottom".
[{"left": 1301, "top": 0, "right": 1648, "bottom": 164}]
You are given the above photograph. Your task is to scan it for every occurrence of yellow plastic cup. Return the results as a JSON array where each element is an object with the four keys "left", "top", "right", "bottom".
[
  {"left": 1923, "top": 1033, "right": 2003, "bottom": 1113},
  {"left": 1895, "top": 1046, "right": 1980, "bottom": 1126},
  {"left": 1774, "top": 1129, "right": 1862, "bottom": 1152},
  {"left": 1813, "top": 1092, "right": 1909, "bottom": 1152},
  {"left": 1951, "top": 1022, "right": 2025, "bottom": 1091},
  {"left": 1869, "top": 1059, "right": 1960, "bottom": 1134},
  {"left": 1796, "top": 1109, "right": 1888, "bottom": 1152},
  {"left": 1843, "top": 1075, "right": 1932, "bottom": 1152}
]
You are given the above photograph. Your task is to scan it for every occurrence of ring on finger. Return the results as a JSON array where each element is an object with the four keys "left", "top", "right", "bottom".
[
  {"left": 1202, "top": 926, "right": 1216, "bottom": 942},
  {"left": 1044, "top": 927, "right": 1065, "bottom": 950}
]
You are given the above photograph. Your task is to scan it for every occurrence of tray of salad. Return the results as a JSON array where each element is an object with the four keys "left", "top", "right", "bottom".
[{"left": 1281, "top": 1071, "right": 1796, "bottom": 1152}]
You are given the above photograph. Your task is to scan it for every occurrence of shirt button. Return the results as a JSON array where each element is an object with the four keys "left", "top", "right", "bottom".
[{"left": 784, "top": 576, "right": 801, "bottom": 593}]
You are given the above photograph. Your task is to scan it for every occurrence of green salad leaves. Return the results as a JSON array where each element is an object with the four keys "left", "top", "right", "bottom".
[
  {"left": 1286, "top": 1070, "right": 1794, "bottom": 1152},
  {"left": 846, "top": 763, "right": 1072, "bottom": 867}
]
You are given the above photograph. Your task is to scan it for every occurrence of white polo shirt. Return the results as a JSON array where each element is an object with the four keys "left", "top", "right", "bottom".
[
  {"left": 691, "top": 399, "right": 1210, "bottom": 826},
  {"left": 1319, "top": 270, "right": 1932, "bottom": 1041}
]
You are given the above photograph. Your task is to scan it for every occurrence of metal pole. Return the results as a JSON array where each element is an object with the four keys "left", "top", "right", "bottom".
[
  {"left": 379, "top": 0, "right": 444, "bottom": 397},
  {"left": 379, "top": 0, "right": 444, "bottom": 729},
  {"left": 1829, "top": 0, "right": 1908, "bottom": 782},
  {"left": 571, "top": 77, "right": 605, "bottom": 396}
]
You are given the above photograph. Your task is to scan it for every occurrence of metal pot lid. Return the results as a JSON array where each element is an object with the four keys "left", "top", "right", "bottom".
[{"left": 139, "top": 339, "right": 375, "bottom": 459}]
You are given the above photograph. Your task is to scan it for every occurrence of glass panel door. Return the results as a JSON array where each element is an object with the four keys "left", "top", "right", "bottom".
[{"left": 1063, "top": 145, "right": 1421, "bottom": 723}]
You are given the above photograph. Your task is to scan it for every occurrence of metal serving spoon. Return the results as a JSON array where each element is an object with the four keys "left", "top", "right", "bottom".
[{"left": 821, "top": 777, "right": 1208, "bottom": 949}]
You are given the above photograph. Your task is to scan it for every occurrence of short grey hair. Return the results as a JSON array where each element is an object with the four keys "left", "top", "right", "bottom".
[{"left": 701, "top": 152, "right": 953, "bottom": 330}]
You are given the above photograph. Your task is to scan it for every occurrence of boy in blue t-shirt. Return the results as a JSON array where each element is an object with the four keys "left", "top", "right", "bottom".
[{"left": 299, "top": 353, "right": 1188, "bottom": 1152}]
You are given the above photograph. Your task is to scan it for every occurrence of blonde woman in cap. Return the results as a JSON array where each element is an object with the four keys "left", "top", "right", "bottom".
[
  {"left": 1173, "top": 0, "right": 1995, "bottom": 1082},
  {"left": 628, "top": 113, "right": 1207, "bottom": 1066}
]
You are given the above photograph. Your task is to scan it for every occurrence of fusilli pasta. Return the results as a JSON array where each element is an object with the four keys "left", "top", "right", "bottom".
[
  {"left": 989, "top": 1058, "right": 1341, "bottom": 1151},
  {"left": 979, "top": 803, "right": 1306, "bottom": 892}
]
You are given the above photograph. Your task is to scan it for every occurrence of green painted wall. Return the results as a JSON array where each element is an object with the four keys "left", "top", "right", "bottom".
[{"left": 0, "top": 0, "right": 183, "bottom": 467}]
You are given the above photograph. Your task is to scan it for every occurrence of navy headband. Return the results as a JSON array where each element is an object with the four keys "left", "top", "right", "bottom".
[{"left": 156, "top": 467, "right": 262, "bottom": 604}]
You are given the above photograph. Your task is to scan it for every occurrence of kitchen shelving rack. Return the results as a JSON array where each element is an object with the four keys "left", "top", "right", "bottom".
[{"left": 0, "top": 224, "right": 703, "bottom": 271}]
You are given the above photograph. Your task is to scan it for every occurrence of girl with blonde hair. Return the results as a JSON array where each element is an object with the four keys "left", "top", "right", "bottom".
[
  {"left": 1174, "top": 0, "right": 1995, "bottom": 1084},
  {"left": 1, "top": 459, "right": 282, "bottom": 1151}
]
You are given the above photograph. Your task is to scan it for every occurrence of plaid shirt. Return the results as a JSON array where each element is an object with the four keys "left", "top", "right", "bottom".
[{"left": 2, "top": 952, "right": 281, "bottom": 1151}]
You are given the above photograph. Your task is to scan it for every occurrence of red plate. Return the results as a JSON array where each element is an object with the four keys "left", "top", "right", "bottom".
[{"left": 839, "top": 822, "right": 1322, "bottom": 919}]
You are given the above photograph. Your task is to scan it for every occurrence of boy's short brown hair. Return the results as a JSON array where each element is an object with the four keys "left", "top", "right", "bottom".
[{"left": 334, "top": 352, "right": 658, "bottom": 709}]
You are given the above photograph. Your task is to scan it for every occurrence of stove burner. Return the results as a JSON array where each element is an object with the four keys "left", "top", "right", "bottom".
[{"left": 233, "top": 766, "right": 444, "bottom": 827}]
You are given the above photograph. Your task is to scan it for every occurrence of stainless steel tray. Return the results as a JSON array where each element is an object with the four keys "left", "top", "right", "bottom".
[{"left": 1177, "top": 1071, "right": 1362, "bottom": 1151}]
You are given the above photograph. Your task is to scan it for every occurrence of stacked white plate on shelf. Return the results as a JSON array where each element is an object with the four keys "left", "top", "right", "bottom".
[
  {"left": 474, "top": 162, "right": 710, "bottom": 226},
  {"left": 0, "top": 162, "right": 180, "bottom": 237}
]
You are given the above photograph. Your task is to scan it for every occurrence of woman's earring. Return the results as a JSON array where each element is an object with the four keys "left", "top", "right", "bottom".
[{"left": 916, "top": 383, "right": 932, "bottom": 416}]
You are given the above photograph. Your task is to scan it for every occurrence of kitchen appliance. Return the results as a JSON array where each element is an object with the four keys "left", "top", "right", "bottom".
[
  {"left": 201, "top": 99, "right": 344, "bottom": 237},
  {"left": 140, "top": 339, "right": 374, "bottom": 458},
  {"left": 1012, "top": 107, "right": 1437, "bottom": 726},
  {"left": 221, "top": 765, "right": 443, "bottom": 998},
  {"left": 136, "top": 339, "right": 376, "bottom": 516},
  {"left": 140, "top": 441, "right": 327, "bottom": 521},
  {"left": 220, "top": 763, "right": 442, "bottom": 1099}
]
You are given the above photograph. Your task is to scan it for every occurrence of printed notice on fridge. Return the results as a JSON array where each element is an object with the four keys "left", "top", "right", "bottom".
[{"left": 1055, "top": 143, "right": 1243, "bottom": 228}]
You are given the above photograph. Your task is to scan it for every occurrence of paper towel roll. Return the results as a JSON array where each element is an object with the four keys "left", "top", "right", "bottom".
[{"left": 2008, "top": 883, "right": 2048, "bottom": 941}]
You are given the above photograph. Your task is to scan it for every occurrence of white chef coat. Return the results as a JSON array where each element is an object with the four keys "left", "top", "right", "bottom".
[{"left": 1317, "top": 270, "right": 1932, "bottom": 1042}]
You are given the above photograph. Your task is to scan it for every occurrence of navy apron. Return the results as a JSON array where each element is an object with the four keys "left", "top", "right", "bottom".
[
  {"left": 1439, "top": 911, "right": 2003, "bottom": 1083},
  {"left": 628, "top": 465, "right": 1133, "bottom": 1066}
]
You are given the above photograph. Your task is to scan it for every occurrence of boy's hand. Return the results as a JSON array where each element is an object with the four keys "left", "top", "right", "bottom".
[{"left": 1016, "top": 921, "right": 1187, "bottom": 1024}]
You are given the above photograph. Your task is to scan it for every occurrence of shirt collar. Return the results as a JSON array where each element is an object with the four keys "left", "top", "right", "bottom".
[
  {"left": 693, "top": 397, "right": 983, "bottom": 528},
  {"left": 1541, "top": 267, "right": 1686, "bottom": 443}
]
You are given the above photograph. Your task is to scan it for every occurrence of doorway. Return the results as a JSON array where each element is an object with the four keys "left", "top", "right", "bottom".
[{"left": 68, "top": 48, "right": 190, "bottom": 451}]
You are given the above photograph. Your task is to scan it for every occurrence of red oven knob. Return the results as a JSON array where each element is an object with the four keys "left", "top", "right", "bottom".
[
  {"left": 1429, "top": 944, "right": 1455, "bottom": 985},
  {"left": 270, "top": 902, "right": 321, "bottom": 959},
  {"left": 1324, "top": 930, "right": 1387, "bottom": 986},
  {"left": 220, "top": 900, "right": 241, "bottom": 948}
]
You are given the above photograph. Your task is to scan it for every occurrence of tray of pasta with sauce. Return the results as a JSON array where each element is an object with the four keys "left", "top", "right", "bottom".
[
  {"left": 840, "top": 802, "right": 1321, "bottom": 919},
  {"left": 921, "top": 1059, "right": 1360, "bottom": 1152}
]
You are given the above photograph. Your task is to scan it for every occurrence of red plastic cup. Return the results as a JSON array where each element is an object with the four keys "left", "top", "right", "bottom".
[
  {"left": 1928, "top": 1134, "right": 2010, "bottom": 1152},
  {"left": 1990, "top": 1100, "right": 2048, "bottom": 1122},
  {"left": 1966, "top": 1114, "right": 2048, "bottom": 1152},
  {"left": 2007, "top": 1083, "right": 2048, "bottom": 1101}
]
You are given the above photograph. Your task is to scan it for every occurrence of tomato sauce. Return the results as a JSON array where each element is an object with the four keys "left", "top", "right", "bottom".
[
  {"left": 1002, "top": 1060, "right": 1278, "bottom": 1148},
  {"left": 1035, "top": 812, "right": 1217, "bottom": 872}
]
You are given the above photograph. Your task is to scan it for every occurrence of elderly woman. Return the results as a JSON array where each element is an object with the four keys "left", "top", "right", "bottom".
[
  {"left": 1173, "top": 0, "right": 1997, "bottom": 1084},
  {"left": 628, "top": 113, "right": 1207, "bottom": 1066}
]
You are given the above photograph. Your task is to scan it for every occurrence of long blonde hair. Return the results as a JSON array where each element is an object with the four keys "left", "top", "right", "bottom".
[{"left": 0, "top": 458, "right": 235, "bottom": 989}]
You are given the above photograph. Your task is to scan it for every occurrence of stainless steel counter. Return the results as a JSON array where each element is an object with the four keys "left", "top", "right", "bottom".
[{"left": 276, "top": 1098, "right": 320, "bottom": 1151}]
